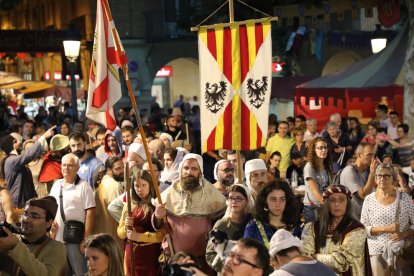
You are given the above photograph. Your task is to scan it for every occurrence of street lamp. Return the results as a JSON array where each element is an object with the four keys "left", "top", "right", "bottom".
[
  {"left": 63, "top": 40, "right": 81, "bottom": 121},
  {"left": 371, "top": 24, "right": 387, "bottom": 54}
]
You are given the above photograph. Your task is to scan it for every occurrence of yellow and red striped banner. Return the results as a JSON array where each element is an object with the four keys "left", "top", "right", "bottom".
[{"left": 199, "top": 20, "right": 272, "bottom": 153}]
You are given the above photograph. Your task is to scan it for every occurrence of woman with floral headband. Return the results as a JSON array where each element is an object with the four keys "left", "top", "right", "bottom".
[{"left": 302, "top": 184, "right": 371, "bottom": 275}]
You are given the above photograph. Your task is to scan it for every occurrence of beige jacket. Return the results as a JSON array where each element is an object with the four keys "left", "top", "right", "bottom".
[
  {"left": 7, "top": 237, "right": 67, "bottom": 276},
  {"left": 160, "top": 178, "right": 227, "bottom": 218}
]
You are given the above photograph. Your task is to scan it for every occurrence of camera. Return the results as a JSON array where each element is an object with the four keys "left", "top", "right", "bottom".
[
  {"left": 0, "top": 221, "right": 21, "bottom": 237},
  {"left": 163, "top": 263, "right": 198, "bottom": 276}
]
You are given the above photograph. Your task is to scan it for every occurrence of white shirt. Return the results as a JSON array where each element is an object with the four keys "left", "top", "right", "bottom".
[
  {"left": 361, "top": 192, "right": 414, "bottom": 255},
  {"left": 303, "top": 130, "right": 321, "bottom": 142},
  {"left": 387, "top": 123, "right": 399, "bottom": 140},
  {"left": 49, "top": 179, "right": 95, "bottom": 243}
]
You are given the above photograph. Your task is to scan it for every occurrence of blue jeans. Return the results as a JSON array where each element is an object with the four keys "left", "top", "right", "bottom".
[
  {"left": 303, "top": 205, "right": 320, "bottom": 224},
  {"left": 65, "top": 243, "right": 87, "bottom": 276}
]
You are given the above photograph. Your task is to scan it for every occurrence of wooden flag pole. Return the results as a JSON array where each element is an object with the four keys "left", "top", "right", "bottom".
[
  {"left": 185, "top": 122, "right": 190, "bottom": 146},
  {"left": 229, "top": 0, "right": 234, "bottom": 23},
  {"left": 229, "top": 1, "right": 246, "bottom": 185},
  {"left": 103, "top": 0, "right": 175, "bottom": 256},
  {"left": 125, "top": 163, "right": 134, "bottom": 276},
  {"left": 236, "top": 150, "right": 243, "bottom": 184}
]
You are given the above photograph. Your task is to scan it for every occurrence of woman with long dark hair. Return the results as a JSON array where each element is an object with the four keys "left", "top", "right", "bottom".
[
  {"left": 303, "top": 137, "right": 333, "bottom": 223},
  {"left": 117, "top": 169, "right": 165, "bottom": 275},
  {"left": 244, "top": 179, "right": 301, "bottom": 248},
  {"left": 302, "top": 185, "right": 371, "bottom": 275}
]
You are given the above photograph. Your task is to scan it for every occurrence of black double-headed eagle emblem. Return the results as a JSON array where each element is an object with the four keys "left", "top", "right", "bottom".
[
  {"left": 204, "top": 81, "right": 227, "bottom": 113},
  {"left": 246, "top": 76, "right": 268, "bottom": 109},
  {"left": 204, "top": 76, "right": 268, "bottom": 113}
]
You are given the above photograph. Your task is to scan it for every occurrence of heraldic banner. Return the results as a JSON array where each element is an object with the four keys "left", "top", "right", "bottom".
[
  {"left": 86, "top": 0, "right": 127, "bottom": 131},
  {"left": 199, "top": 19, "right": 272, "bottom": 153}
]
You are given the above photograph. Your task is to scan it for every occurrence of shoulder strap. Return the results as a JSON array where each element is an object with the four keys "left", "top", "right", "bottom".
[
  {"left": 254, "top": 219, "right": 270, "bottom": 249},
  {"left": 395, "top": 191, "right": 401, "bottom": 224},
  {"left": 34, "top": 237, "right": 52, "bottom": 258},
  {"left": 59, "top": 186, "right": 66, "bottom": 222}
]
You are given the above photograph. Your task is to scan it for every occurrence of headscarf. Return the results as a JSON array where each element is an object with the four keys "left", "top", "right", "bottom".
[
  {"left": 244, "top": 159, "right": 267, "bottom": 191},
  {"left": 159, "top": 147, "right": 187, "bottom": 183}
]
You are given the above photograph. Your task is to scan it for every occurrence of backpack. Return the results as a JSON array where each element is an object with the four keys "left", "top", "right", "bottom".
[{"left": 331, "top": 168, "right": 344, "bottom": 185}]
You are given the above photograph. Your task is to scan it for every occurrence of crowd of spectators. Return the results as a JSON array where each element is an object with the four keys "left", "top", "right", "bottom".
[{"left": 0, "top": 99, "right": 413, "bottom": 276}]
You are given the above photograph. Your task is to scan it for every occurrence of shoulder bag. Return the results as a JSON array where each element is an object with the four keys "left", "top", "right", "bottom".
[{"left": 60, "top": 186, "right": 85, "bottom": 244}]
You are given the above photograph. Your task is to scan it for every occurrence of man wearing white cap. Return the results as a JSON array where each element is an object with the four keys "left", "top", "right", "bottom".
[
  {"left": 159, "top": 132, "right": 173, "bottom": 149},
  {"left": 153, "top": 153, "right": 226, "bottom": 274},
  {"left": 245, "top": 159, "right": 268, "bottom": 198},
  {"left": 127, "top": 142, "right": 147, "bottom": 169},
  {"left": 213, "top": 159, "right": 235, "bottom": 195},
  {"left": 268, "top": 229, "right": 335, "bottom": 276}
]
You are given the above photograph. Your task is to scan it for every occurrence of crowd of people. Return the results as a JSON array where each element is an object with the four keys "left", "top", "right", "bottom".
[{"left": 0, "top": 98, "right": 413, "bottom": 276}]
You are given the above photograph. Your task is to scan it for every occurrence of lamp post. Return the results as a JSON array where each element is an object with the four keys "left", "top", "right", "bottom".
[
  {"left": 371, "top": 24, "right": 387, "bottom": 54},
  {"left": 63, "top": 40, "right": 81, "bottom": 121}
]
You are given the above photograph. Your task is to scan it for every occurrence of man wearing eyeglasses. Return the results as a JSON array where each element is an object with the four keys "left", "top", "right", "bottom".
[
  {"left": 0, "top": 196, "right": 67, "bottom": 275},
  {"left": 178, "top": 238, "right": 270, "bottom": 276},
  {"left": 213, "top": 160, "right": 235, "bottom": 195},
  {"left": 339, "top": 142, "right": 379, "bottom": 219},
  {"left": 49, "top": 153, "right": 95, "bottom": 276}
]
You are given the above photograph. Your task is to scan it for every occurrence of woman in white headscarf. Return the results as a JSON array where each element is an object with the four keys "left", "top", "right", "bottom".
[
  {"left": 205, "top": 184, "right": 254, "bottom": 273},
  {"left": 159, "top": 147, "right": 187, "bottom": 184}
]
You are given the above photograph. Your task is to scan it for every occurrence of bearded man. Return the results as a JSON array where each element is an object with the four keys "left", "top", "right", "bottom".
[
  {"left": 153, "top": 153, "right": 226, "bottom": 274},
  {"left": 97, "top": 131, "right": 124, "bottom": 163},
  {"left": 69, "top": 132, "right": 103, "bottom": 190},
  {"left": 0, "top": 127, "right": 55, "bottom": 208},
  {"left": 92, "top": 156, "right": 124, "bottom": 248},
  {"left": 213, "top": 159, "right": 235, "bottom": 195}
]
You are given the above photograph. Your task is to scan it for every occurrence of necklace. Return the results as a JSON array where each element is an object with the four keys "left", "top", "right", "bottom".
[{"left": 327, "top": 223, "right": 336, "bottom": 236}]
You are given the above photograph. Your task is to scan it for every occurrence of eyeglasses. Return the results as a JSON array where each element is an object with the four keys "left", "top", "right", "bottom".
[
  {"left": 315, "top": 146, "right": 328, "bottom": 151},
  {"left": 225, "top": 251, "right": 259, "bottom": 268},
  {"left": 219, "top": 168, "right": 235, "bottom": 174},
  {"left": 227, "top": 196, "right": 246, "bottom": 203},
  {"left": 21, "top": 212, "right": 46, "bottom": 220},
  {"left": 375, "top": 174, "right": 391, "bottom": 180}
]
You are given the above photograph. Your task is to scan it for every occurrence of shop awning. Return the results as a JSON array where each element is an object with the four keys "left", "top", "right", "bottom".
[{"left": 0, "top": 80, "right": 85, "bottom": 101}]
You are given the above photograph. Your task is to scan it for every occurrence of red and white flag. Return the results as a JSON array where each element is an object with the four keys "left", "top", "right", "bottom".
[{"left": 86, "top": 0, "right": 127, "bottom": 130}]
